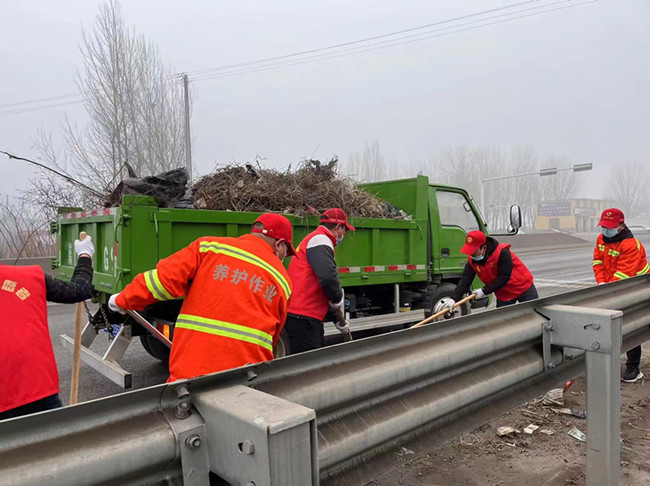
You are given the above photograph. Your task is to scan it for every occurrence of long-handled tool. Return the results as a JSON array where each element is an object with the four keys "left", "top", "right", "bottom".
[
  {"left": 411, "top": 294, "right": 476, "bottom": 329},
  {"left": 334, "top": 308, "right": 353, "bottom": 342},
  {"left": 69, "top": 231, "right": 87, "bottom": 405}
]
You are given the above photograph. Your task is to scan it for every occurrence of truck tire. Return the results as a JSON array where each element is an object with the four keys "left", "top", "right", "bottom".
[
  {"left": 424, "top": 282, "right": 470, "bottom": 319},
  {"left": 139, "top": 334, "right": 171, "bottom": 363},
  {"left": 274, "top": 329, "right": 290, "bottom": 358}
]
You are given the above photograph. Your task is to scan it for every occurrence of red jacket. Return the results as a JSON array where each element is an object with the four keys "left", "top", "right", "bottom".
[
  {"left": 287, "top": 226, "right": 339, "bottom": 320},
  {"left": 0, "top": 264, "right": 55, "bottom": 413},
  {"left": 117, "top": 234, "right": 292, "bottom": 382},
  {"left": 468, "top": 244, "right": 533, "bottom": 302},
  {"left": 593, "top": 233, "right": 649, "bottom": 283}
]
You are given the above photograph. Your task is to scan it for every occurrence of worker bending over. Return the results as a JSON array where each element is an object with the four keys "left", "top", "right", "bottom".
[
  {"left": 109, "top": 214, "right": 295, "bottom": 382},
  {"left": 438, "top": 230, "right": 537, "bottom": 314}
]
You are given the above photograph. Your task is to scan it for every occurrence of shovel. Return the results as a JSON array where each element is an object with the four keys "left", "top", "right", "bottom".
[{"left": 410, "top": 293, "right": 477, "bottom": 329}]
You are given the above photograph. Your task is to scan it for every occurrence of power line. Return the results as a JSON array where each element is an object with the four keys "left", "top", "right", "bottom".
[
  {"left": 184, "top": 0, "right": 539, "bottom": 77},
  {"left": 0, "top": 78, "right": 182, "bottom": 118},
  {"left": 191, "top": 0, "right": 598, "bottom": 82},
  {"left": 0, "top": 93, "right": 81, "bottom": 110},
  {"left": 0, "top": 99, "right": 84, "bottom": 117},
  {"left": 0, "top": 0, "right": 597, "bottom": 116},
  {"left": 192, "top": 0, "right": 590, "bottom": 82}
]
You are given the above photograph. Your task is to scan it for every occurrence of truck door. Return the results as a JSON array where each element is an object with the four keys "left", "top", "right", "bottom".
[{"left": 430, "top": 189, "right": 481, "bottom": 274}]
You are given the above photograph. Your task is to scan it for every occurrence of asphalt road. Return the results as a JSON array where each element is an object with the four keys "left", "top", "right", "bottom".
[{"left": 48, "top": 233, "right": 650, "bottom": 406}]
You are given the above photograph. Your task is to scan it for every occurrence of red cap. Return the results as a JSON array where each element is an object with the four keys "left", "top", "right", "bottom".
[
  {"left": 252, "top": 213, "right": 297, "bottom": 256},
  {"left": 320, "top": 208, "right": 355, "bottom": 232},
  {"left": 598, "top": 208, "right": 624, "bottom": 229},
  {"left": 460, "top": 230, "right": 487, "bottom": 255}
]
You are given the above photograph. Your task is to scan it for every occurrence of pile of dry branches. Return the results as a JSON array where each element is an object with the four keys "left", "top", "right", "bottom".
[{"left": 193, "top": 158, "right": 408, "bottom": 219}]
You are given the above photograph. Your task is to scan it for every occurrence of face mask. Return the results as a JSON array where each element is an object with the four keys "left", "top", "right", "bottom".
[
  {"left": 471, "top": 254, "right": 484, "bottom": 262},
  {"left": 336, "top": 234, "right": 344, "bottom": 245},
  {"left": 602, "top": 227, "right": 618, "bottom": 238}
]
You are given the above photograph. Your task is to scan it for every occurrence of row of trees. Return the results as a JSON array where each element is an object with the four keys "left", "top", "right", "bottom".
[
  {"left": 344, "top": 141, "right": 650, "bottom": 231},
  {"left": 2, "top": 1, "right": 648, "bottom": 257},
  {"left": 1, "top": 0, "right": 187, "bottom": 258}
]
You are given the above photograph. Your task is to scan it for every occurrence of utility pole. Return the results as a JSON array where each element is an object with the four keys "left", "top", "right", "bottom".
[{"left": 182, "top": 73, "right": 192, "bottom": 181}]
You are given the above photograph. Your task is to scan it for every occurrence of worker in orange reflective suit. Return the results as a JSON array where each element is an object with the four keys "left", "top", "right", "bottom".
[
  {"left": 108, "top": 214, "right": 295, "bottom": 382},
  {"left": 593, "top": 208, "right": 649, "bottom": 383}
]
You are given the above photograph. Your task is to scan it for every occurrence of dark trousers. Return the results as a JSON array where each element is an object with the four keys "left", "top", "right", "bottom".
[
  {"left": 0, "top": 393, "right": 62, "bottom": 421},
  {"left": 496, "top": 283, "right": 539, "bottom": 308},
  {"left": 627, "top": 345, "right": 642, "bottom": 368},
  {"left": 284, "top": 314, "right": 325, "bottom": 354}
]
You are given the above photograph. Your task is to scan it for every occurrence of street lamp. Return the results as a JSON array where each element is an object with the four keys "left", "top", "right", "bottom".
[{"left": 479, "top": 163, "right": 593, "bottom": 220}]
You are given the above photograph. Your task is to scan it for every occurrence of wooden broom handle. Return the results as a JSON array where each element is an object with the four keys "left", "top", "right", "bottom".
[{"left": 411, "top": 294, "right": 476, "bottom": 329}]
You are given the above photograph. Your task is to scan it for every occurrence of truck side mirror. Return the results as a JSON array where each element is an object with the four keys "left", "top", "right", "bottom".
[{"left": 510, "top": 205, "right": 522, "bottom": 230}]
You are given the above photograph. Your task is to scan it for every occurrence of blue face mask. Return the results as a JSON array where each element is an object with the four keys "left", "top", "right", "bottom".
[
  {"left": 471, "top": 254, "right": 484, "bottom": 262},
  {"left": 602, "top": 227, "right": 618, "bottom": 238},
  {"left": 336, "top": 234, "right": 344, "bottom": 246}
]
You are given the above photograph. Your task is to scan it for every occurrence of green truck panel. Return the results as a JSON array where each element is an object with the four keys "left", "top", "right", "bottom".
[{"left": 54, "top": 176, "right": 486, "bottom": 306}]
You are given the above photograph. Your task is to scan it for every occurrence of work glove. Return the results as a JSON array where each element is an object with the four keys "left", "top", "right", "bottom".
[
  {"left": 329, "top": 293, "right": 345, "bottom": 315},
  {"left": 108, "top": 293, "right": 126, "bottom": 315},
  {"left": 473, "top": 288, "right": 486, "bottom": 300},
  {"left": 434, "top": 298, "right": 456, "bottom": 315},
  {"left": 334, "top": 320, "right": 350, "bottom": 333},
  {"left": 75, "top": 235, "right": 95, "bottom": 258}
]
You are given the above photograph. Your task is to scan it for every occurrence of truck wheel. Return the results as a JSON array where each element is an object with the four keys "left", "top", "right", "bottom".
[
  {"left": 424, "top": 282, "right": 470, "bottom": 319},
  {"left": 139, "top": 334, "right": 171, "bottom": 363},
  {"left": 274, "top": 329, "right": 290, "bottom": 358}
]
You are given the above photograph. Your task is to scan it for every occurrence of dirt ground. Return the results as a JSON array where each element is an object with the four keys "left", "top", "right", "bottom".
[{"left": 369, "top": 356, "right": 650, "bottom": 486}]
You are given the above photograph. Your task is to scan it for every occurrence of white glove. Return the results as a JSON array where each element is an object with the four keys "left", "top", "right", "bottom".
[
  {"left": 473, "top": 288, "right": 486, "bottom": 300},
  {"left": 598, "top": 282, "right": 606, "bottom": 285},
  {"left": 108, "top": 293, "right": 126, "bottom": 314},
  {"left": 434, "top": 298, "right": 456, "bottom": 315},
  {"left": 334, "top": 320, "right": 350, "bottom": 333},
  {"left": 329, "top": 293, "right": 345, "bottom": 314},
  {"left": 75, "top": 235, "right": 94, "bottom": 258}
]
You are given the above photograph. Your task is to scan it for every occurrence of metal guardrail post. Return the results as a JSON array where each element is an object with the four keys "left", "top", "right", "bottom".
[
  {"left": 193, "top": 385, "right": 318, "bottom": 486},
  {"left": 537, "top": 304, "right": 622, "bottom": 486}
]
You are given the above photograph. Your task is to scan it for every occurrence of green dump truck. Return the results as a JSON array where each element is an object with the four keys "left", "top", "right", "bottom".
[{"left": 53, "top": 175, "right": 520, "bottom": 387}]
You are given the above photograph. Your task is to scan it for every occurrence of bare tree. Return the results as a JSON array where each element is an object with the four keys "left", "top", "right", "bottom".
[
  {"left": 344, "top": 141, "right": 397, "bottom": 182},
  {"left": 427, "top": 145, "right": 588, "bottom": 232},
  {"left": 539, "top": 155, "right": 582, "bottom": 201},
  {"left": 608, "top": 161, "right": 650, "bottom": 218},
  {"left": 31, "top": 0, "right": 189, "bottom": 213},
  {"left": 0, "top": 198, "right": 54, "bottom": 259},
  {"left": 430, "top": 145, "right": 539, "bottom": 231}
]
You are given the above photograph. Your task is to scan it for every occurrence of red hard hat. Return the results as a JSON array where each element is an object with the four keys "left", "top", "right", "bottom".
[
  {"left": 252, "top": 213, "right": 297, "bottom": 256},
  {"left": 320, "top": 208, "right": 355, "bottom": 231}
]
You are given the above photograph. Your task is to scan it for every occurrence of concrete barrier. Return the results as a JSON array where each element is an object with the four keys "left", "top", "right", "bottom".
[
  {"left": 500, "top": 232, "right": 592, "bottom": 254},
  {"left": 0, "top": 257, "right": 55, "bottom": 275}
]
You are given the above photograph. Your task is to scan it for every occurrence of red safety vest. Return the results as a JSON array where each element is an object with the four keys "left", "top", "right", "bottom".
[
  {"left": 468, "top": 243, "right": 533, "bottom": 302},
  {"left": 117, "top": 235, "right": 292, "bottom": 382},
  {"left": 0, "top": 264, "right": 56, "bottom": 413},
  {"left": 287, "top": 226, "right": 338, "bottom": 321}
]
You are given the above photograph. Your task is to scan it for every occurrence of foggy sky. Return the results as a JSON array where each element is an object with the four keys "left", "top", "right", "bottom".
[{"left": 1, "top": 0, "right": 648, "bottom": 201}]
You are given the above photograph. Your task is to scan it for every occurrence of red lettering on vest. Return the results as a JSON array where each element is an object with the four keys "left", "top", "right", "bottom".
[{"left": 0, "top": 264, "right": 56, "bottom": 413}]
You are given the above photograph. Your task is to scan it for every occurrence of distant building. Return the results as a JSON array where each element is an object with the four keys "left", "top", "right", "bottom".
[{"left": 535, "top": 198, "right": 614, "bottom": 233}]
